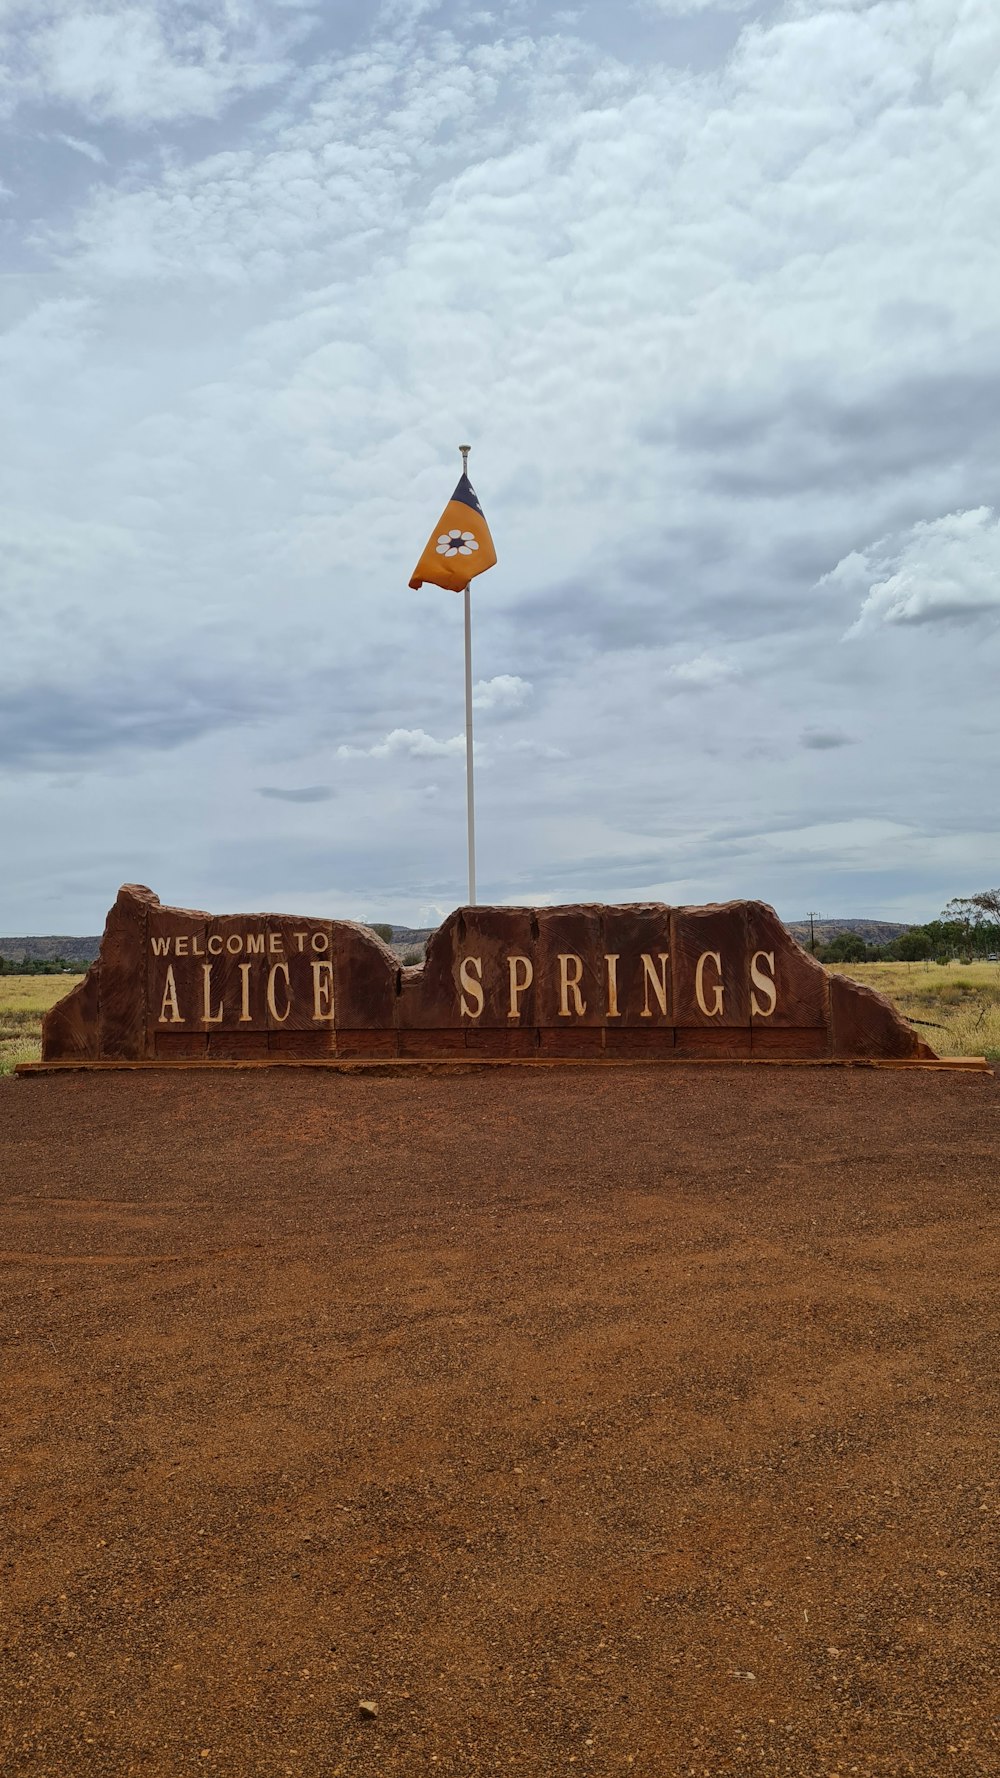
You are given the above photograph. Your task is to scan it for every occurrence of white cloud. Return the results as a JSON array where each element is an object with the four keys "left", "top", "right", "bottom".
[
  {"left": 493, "top": 737, "right": 568, "bottom": 760},
  {"left": 1, "top": 1, "right": 312, "bottom": 124},
  {"left": 638, "top": 0, "right": 755, "bottom": 14},
  {"left": 840, "top": 508, "right": 1000, "bottom": 632},
  {"left": 337, "top": 727, "right": 466, "bottom": 760},
  {"left": 48, "top": 130, "right": 106, "bottom": 163},
  {"left": 667, "top": 653, "right": 738, "bottom": 686},
  {"left": 472, "top": 673, "right": 532, "bottom": 710}
]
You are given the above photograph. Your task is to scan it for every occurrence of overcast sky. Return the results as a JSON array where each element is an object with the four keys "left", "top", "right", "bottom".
[{"left": 1, "top": 0, "right": 998, "bottom": 934}]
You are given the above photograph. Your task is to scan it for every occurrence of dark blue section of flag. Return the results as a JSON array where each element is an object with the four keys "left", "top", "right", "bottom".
[{"left": 452, "top": 473, "right": 484, "bottom": 515}]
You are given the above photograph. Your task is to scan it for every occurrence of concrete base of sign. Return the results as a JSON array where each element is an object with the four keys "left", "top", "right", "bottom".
[{"left": 35, "top": 883, "right": 947, "bottom": 1069}]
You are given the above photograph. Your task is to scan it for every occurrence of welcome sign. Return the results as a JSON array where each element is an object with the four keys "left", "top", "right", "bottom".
[{"left": 39, "top": 885, "right": 933, "bottom": 1065}]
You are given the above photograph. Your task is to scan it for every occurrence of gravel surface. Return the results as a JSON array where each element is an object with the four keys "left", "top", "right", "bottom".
[{"left": 1, "top": 1065, "right": 998, "bottom": 1777}]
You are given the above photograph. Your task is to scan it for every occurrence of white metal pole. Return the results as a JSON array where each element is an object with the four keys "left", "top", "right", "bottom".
[{"left": 464, "top": 582, "right": 477, "bottom": 906}]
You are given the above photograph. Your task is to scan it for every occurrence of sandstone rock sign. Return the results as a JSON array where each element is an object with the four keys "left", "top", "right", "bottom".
[{"left": 34, "top": 884, "right": 941, "bottom": 1067}]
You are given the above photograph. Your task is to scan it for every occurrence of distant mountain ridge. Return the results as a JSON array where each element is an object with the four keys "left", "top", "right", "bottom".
[
  {"left": 0, "top": 935, "right": 101, "bottom": 964},
  {"left": 784, "top": 919, "right": 911, "bottom": 945},
  {"left": 1, "top": 916, "right": 911, "bottom": 968}
]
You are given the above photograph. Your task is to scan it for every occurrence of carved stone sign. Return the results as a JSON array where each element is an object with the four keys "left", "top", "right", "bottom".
[{"left": 40, "top": 884, "right": 934, "bottom": 1065}]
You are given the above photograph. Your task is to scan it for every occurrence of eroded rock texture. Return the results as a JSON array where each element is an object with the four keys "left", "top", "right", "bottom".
[{"left": 42, "top": 885, "right": 934, "bottom": 1064}]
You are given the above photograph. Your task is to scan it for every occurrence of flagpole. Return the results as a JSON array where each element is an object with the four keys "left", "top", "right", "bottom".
[
  {"left": 460, "top": 444, "right": 477, "bottom": 906},
  {"left": 464, "top": 583, "right": 477, "bottom": 906}
]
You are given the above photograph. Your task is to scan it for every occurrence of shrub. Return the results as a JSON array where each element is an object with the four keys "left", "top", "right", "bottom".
[
  {"left": 891, "top": 930, "right": 933, "bottom": 962},
  {"left": 818, "top": 933, "right": 870, "bottom": 963}
]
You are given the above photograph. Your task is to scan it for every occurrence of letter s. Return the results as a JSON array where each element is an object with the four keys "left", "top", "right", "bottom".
[
  {"left": 750, "top": 950, "right": 777, "bottom": 1018},
  {"left": 459, "top": 956, "right": 484, "bottom": 1019}
]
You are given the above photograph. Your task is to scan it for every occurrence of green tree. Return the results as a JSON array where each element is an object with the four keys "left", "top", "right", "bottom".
[
  {"left": 890, "top": 929, "right": 933, "bottom": 962},
  {"left": 368, "top": 923, "right": 394, "bottom": 944},
  {"left": 945, "top": 888, "right": 1000, "bottom": 924},
  {"left": 819, "top": 932, "right": 870, "bottom": 963},
  {"left": 942, "top": 892, "right": 1000, "bottom": 956}
]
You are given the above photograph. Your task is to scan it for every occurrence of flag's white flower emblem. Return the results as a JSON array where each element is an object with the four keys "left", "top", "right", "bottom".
[{"left": 436, "top": 529, "right": 479, "bottom": 558}]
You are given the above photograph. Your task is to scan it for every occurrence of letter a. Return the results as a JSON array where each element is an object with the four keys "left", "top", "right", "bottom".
[{"left": 158, "top": 966, "right": 183, "bottom": 1024}]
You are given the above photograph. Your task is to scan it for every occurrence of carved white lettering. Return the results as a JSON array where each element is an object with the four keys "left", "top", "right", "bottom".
[
  {"left": 207, "top": 934, "right": 223, "bottom": 956},
  {"left": 267, "top": 962, "right": 291, "bottom": 1022},
  {"left": 201, "top": 964, "right": 223, "bottom": 1024},
  {"left": 151, "top": 936, "right": 171, "bottom": 957},
  {"left": 311, "top": 960, "right": 335, "bottom": 1022},
  {"left": 175, "top": 935, "right": 189, "bottom": 957},
  {"left": 507, "top": 954, "right": 533, "bottom": 1020},
  {"left": 640, "top": 952, "right": 669, "bottom": 1018},
  {"left": 245, "top": 934, "right": 264, "bottom": 955},
  {"left": 226, "top": 933, "right": 243, "bottom": 955},
  {"left": 558, "top": 954, "right": 586, "bottom": 1017},
  {"left": 238, "top": 963, "right": 252, "bottom": 1023},
  {"left": 295, "top": 931, "right": 308, "bottom": 953},
  {"left": 459, "top": 956, "right": 484, "bottom": 1019},
  {"left": 191, "top": 935, "right": 205, "bottom": 957},
  {"left": 750, "top": 950, "right": 777, "bottom": 1018},
  {"left": 158, "top": 967, "right": 182, "bottom": 1024},
  {"left": 694, "top": 951, "right": 725, "bottom": 1018},
  {"left": 268, "top": 932, "right": 283, "bottom": 955},
  {"left": 311, "top": 932, "right": 330, "bottom": 953},
  {"left": 605, "top": 954, "right": 620, "bottom": 1018}
]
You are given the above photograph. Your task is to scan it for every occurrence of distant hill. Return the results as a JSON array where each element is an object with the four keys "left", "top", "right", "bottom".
[
  {"left": 784, "top": 919, "right": 911, "bottom": 946},
  {"left": 0, "top": 926, "right": 434, "bottom": 966},
  {"left": 391, "top": 920, "right": 915, "bottom": 949},
  {"left": 0, "top": 935, "right": 100, "bottom": 965},
  {"left": 0, "top": 917, "right": 911, "bottom": 970}
]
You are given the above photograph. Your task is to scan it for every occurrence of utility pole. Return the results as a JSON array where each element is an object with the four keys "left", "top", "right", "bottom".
[{"left": 806, "top": 911, "right": 820, "bottom": 954}]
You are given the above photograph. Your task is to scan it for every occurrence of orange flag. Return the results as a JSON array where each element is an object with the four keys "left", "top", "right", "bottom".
[{"left": 409, "top": 468, "right": 497, "bottom": 594}]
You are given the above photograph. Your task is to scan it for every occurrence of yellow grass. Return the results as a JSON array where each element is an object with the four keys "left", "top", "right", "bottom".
[
  {"left": 0, "top": 974, "right": 83, "bottom": 1074},
  {"left": 826, "top": 960, "right": 1000, "bottom": 1059}
]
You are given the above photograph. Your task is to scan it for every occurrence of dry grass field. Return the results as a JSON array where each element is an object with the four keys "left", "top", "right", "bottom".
[
  {"left": 828, "top": 960, "right": 1000, "bottom": 1060},
  {"left": 0, "top": 974, "right": 84, "bottom": 1075}
]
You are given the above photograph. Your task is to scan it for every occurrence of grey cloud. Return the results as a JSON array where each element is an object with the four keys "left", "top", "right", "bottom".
[
  {"left": 0, "top": 670, "right": 279, "bottom": 769},
  {"left": 257, "top": 784, "right": 336, "bottom": 803},
  {"left": 669, "top": 368, "right": 1000, "bottom": 509},
  {"left": 801, "top": 729, "right": 855, "bottom": 751}
]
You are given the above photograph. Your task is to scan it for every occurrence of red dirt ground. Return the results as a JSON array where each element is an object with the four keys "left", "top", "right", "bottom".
[{"left": 1, "top": 1064, "right": 998, "bottom": 1778}]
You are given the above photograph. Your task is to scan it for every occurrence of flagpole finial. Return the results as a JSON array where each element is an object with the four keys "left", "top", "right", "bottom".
[{"left": 459, "top": 444, "right": 471, "bottom": 475}]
